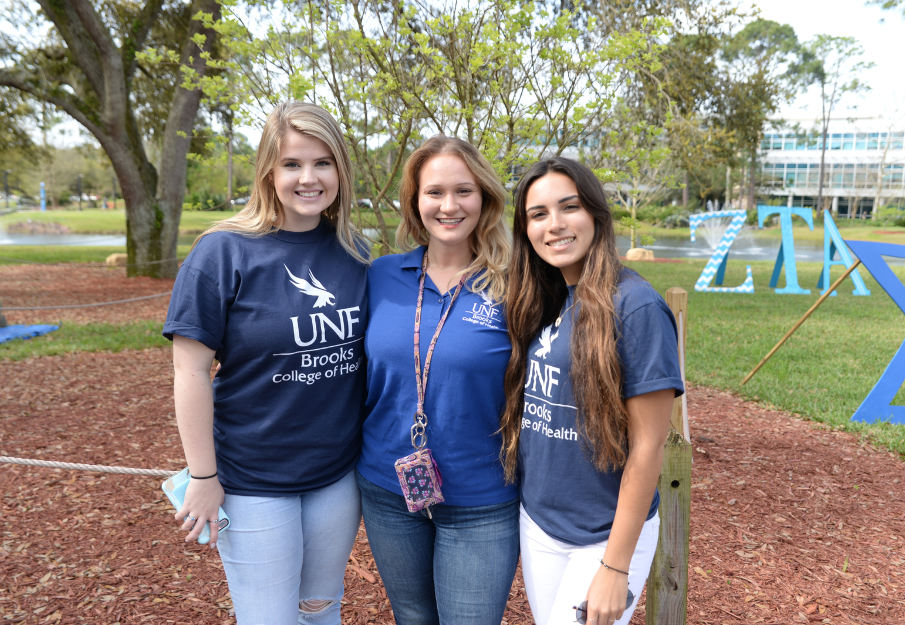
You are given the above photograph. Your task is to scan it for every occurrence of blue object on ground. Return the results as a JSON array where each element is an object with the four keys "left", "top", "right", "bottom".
[
  {"left": 757, "top": 205, "right": 814, "bottom": 295},
  {"left": 0, "top": 324, "right": 60, "bottom": 344},
  {"left": 688, "top": 209, "right": 754, "bottom": 293},
  {"left": 845, "top": 240, "right": 905, "bottom": 425},
  {"left": 818, "top": 212, "right": 870, "bottom": 297}
]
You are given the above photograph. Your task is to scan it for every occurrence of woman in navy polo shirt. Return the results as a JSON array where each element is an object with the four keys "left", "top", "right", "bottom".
[
  {"left": 164, "top": 102, "right": 369, "bottom": 625},
  {"left": 357, "top": 135, "right": 517, "bottom": 624},
  {"left": 500, "top": 157, "right": 684, "bottom": 625}
]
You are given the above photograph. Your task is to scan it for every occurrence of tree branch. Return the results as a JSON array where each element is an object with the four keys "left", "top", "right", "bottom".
[
  {"left": 35, "top": 0, "right": 106, "bottom": 101},
  {"left": 0, "top": 68, "right": 106, "bottom": 143},
  {"left": 122, "top": 0, "right": 166, "bottom": 83}
]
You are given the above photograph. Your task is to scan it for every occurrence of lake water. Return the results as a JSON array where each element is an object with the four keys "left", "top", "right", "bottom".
[{"left": 2, "top": 224, "right": 902, "bottom": 265}]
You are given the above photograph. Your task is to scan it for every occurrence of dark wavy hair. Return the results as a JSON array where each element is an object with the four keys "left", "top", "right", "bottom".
[{"left": 500, "top": 157, "right": 629, "bottom": 482}]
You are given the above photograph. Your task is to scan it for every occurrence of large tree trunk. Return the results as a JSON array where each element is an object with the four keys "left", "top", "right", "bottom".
[
  {"left": 141, "top": 0, "right": 220, "bottom": 278},
  {"left": 3, "top": 0, "right": 219, "bottom": 278}
]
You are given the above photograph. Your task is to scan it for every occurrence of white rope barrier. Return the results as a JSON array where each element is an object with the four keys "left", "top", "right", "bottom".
[
  {"left": 0, "top": 456, "right": 177, "bottom": 477},
  {"left": 2, "top": 292, "right": 171, "bottom": 310}
]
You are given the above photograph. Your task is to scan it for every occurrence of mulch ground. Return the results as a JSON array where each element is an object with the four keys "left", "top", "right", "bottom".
[
  {"left": 1, "top": 265, "right": 904, "bottom": 624},
  {"left": 0, "top": 265, "right": 174, "bottom": 326}
]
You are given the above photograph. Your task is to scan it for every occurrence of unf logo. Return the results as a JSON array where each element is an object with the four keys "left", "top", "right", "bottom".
[{"left": 525, "top": 361, "right": 560, "bottom": 397}]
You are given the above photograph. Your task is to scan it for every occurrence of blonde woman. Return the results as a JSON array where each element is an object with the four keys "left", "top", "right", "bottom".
[
  {"left": 356, "top": 135, "right": 517, "bottom": 624},
  {"left": 163, "top": 102, "right": 369, "bottom": 625}
]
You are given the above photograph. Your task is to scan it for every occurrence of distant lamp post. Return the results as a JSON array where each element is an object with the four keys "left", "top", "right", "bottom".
[
  {"left": 3, "top": 171, "right": 9, "bottom": 211},
  {"left": 77, "top": 174, "right": 83, "bottom": 211}
]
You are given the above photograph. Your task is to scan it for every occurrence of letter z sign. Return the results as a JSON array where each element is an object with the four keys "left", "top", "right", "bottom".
[
  {"left": 689, "top": 209, "right": 754, "bottom": 294},
  {"left": 845, "top": 240, "right": 905, "bottom": 425}
]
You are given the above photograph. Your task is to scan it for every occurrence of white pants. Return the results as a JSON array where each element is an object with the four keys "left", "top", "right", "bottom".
[{"left": 519, "top": 504, "right": 660, "bottom": 625}]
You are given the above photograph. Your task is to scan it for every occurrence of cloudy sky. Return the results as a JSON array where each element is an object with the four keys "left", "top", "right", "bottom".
[{"left": 748, "top": 0, "right": 904, "bottom": 122}]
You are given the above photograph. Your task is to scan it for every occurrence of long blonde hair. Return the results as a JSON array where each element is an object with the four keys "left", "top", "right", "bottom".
[
  {"left": 195, "top": 101, "right": 368, "bottom": 264},
  {"left": 396, "top": 135, "right": 510, "bottom": 302}
]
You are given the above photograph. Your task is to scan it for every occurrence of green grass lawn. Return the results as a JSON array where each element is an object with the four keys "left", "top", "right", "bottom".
[
  {"left": 3, "top": 245, "right": 904, "bottom": 456},
  {"left": 0, "top": 245, "right": 194, "bottom": 265},
  {"left": 639, "top": 222, "right": 905, "bottom": 245},
  {"left": 0, "top": 208, "right": 244, "bottom": 234},
  {"left": 627, "top": 257, "right": 905, "bottom": 455},
  {"left": 1, "top": 208, "right": 402, "bottom": 235},
  {"left": 0, "top": 322, "right": 169, "bottom": 361}
]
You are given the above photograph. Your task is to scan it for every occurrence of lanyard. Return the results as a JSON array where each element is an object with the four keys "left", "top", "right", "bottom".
[{"left": 411, "top": 252, "right": 469, "bottom": 450}]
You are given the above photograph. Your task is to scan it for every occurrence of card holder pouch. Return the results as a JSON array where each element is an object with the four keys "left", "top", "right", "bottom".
[
  {"left": 161, "top": 468, "right": 230, "bottom": 545},
  {"left": 394, "top": 448, "right": 444, "bottom": 513}
]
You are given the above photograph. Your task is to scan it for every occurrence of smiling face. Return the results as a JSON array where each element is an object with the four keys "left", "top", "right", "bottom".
[
  {"left": 524, "top": 171, "right": 596, "bottom": 285},
  {"left": 417, "top": 154, "right": 483, "bottom": 255},
  {"left": 270, "top": 131, "right": 339, "bottom": 232}
]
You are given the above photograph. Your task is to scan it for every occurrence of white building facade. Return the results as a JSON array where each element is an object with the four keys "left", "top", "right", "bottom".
[{"left": 760, "top": 118, "right": 905, "bottom": 216}]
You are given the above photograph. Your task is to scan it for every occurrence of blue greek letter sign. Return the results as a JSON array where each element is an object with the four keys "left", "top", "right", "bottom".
[
  {"left": 689, "top": 209, "right": 754, "bottom": 293},
  {"left": 845, "top": 240, "right": 905, "bottom": 425}
]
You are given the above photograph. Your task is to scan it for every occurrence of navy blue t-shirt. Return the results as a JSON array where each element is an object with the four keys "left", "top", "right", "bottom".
[
  {"left": 518, "top": 270, "right": 684, "bottom": 545},
  {"left": 163, "top": 219, "right": 368, "bottom": 497},
  {"left": 357, "top": 247, "right": 518, "bottom": 506}
]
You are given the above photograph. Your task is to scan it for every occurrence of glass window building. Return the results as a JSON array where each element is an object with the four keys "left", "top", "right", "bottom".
[{"left": 760, "top": 118, "right": 905, "bottom": 216}]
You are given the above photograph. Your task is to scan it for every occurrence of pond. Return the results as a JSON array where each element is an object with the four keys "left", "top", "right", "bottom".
[{"left": 2, "top": 225, "right": 902, "bottom": 265}]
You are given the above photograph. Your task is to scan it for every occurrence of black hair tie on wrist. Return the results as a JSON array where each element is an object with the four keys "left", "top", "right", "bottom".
[
  {"left": 600, "top": 560, "right": 630, "bottom": 576},
  {"left": 190, "top": 471, "right": 218, "bottom": 480}
]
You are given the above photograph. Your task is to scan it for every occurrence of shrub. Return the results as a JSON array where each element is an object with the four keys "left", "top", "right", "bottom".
[
  {"left": 876, "top": 205, "right": 905, "bottom": 228},
  {"left": 184, "top": 189, "right": 228, "bottom": 211}
]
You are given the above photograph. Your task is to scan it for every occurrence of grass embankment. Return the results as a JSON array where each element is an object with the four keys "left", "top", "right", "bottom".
[
  {"left": 0, "top": 245, "right": 194, "bottom": 265},
  {"left": 0, "top": 208, "right": 402, "bottom": 235},
  {"left": 2, "top": 250, "right": 904, "bottom": 455},
  {"left": 0, "top": 208, "right": 243, "bottom": 234},
  {"left": 639, "top": 221, "right": 905, "bottom": 245},
  {"left": 627, "top": 257, "right": 905, "bottom": 455},
  {"left": 0, "top": 322, "right": 169, "bottom": 361}
]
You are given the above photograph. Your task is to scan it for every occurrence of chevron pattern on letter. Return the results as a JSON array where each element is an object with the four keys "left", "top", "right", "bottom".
[{"left": 689, "top": 210, "right": 754, "bottom": 294}]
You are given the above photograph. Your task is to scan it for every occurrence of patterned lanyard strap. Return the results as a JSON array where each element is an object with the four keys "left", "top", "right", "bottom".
[{"left": 412, "top": 252, "right": 469, "bottom": 450}]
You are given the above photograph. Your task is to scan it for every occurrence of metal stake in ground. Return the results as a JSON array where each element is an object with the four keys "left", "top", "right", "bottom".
[{"left": 741, "top": 259, "right": 863, "bottom": 386}]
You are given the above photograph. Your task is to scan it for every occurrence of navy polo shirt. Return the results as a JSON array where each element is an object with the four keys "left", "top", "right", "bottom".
[
  {"left": 518, "top": 270, "right": 684, "bottom": 545},
  {"left": 357, "top": 246, "right": 517, "bottom": 506},
  {"left": 163, "top": 219, "right": 368, "bottom": 497}
]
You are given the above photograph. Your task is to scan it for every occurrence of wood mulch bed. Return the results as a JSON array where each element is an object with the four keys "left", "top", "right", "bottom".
[
  {"left": 0, "top": 264, "right": 174, "bottom": 326},
  {"left": 1, "top": 343, "right": 904, "bottom": 623}
]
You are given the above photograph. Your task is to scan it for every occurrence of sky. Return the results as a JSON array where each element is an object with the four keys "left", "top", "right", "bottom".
[
  {"left": 46, "top": 0, "right": 905, "bottom": 149},
  {"left": 747, "top": 0, "right": 905, "bottom": 123}
]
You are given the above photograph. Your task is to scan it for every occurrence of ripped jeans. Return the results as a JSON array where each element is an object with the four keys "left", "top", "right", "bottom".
[{"left": 217, "top": 470, "right": 361, "bottom": 625}]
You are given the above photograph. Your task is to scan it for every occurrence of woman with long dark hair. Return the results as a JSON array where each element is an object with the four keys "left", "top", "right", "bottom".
[{"left": 501, "top": 157, "right": 684, "bottom": 625}]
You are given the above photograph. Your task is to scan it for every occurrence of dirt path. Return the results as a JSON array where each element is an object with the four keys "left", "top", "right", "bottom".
[
  {"left": 0, "top": 265, "right": 174, "bottom": 325},
  {"left": 1, "top": 348, "right": 903, "bottom": 624}
]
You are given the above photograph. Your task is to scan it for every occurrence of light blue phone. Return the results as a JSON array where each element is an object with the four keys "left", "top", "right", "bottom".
[{"left": 161, "top": 468, "right": 230, "bottom": 545}]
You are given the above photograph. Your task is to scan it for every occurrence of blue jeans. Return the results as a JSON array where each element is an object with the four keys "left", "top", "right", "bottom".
[
  {"left": 356, "top": 470, "right": 520, "bottom": 625},
  {"left": 217, "top": 470, "right": 361, "bottom": 625}
]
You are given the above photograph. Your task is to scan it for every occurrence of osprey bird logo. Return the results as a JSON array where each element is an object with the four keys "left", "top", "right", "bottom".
[
  {"left": 534, "top": 323, "right": 559, "bottom": 359},
  {"left": 284, "top": 265, "right": 335, "bottom": 308},
  {"left": 479, "top": 290, "right": 496, "bottom": 308}
]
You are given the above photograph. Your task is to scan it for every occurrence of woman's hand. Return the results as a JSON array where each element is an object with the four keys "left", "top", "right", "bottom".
[
  {"left": 584, "top": 565, "right": 629, "bottom": 625},
  {"left": 175, "top": 477, "right": 225, "bottom": 547},
  {"left": 172, "top": 335, "right": 221, "bottom": 548}
]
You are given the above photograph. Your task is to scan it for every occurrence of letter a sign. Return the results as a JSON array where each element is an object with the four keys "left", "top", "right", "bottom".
[{"left": 845, "top": 240, "right": 905, "bottom": 425}]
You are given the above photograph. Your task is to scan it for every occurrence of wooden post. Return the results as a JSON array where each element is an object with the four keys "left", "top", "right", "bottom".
[
  {"left": 664, "top": 287, "right": 688, "bottom": 440},
  {"left": 646, "top": 287, "right": 692, "bottom": 625}
]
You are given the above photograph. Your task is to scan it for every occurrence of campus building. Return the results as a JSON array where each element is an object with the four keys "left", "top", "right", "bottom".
[{"left": 760, "top": 117, "right": 905, "bottom": 217}]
